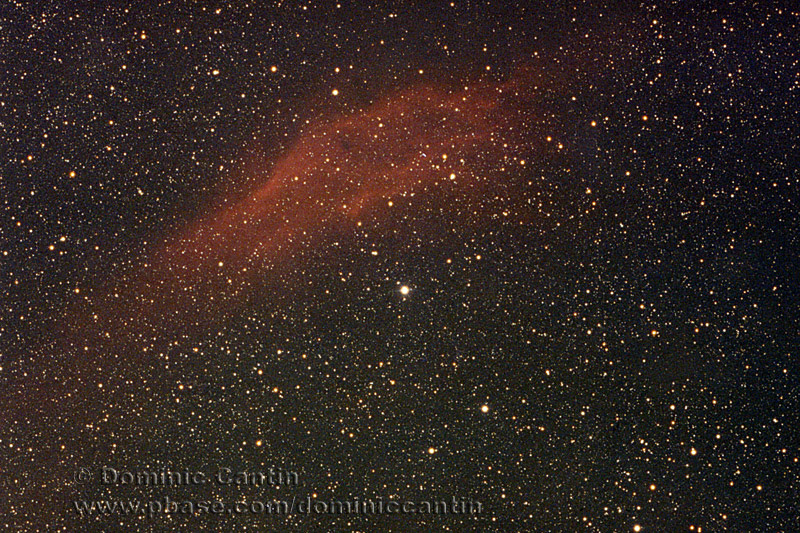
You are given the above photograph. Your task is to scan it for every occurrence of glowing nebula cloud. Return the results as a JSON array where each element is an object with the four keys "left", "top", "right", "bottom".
[
  {"left": 168, "top": 77, "right": 533, "bottom": 266},
  {"left": 100, "top": 69, "right": 553, "bottom": 337}
]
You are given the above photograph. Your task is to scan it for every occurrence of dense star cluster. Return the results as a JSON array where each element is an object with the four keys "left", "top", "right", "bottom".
[{"left": 1, "top": 2, "right": 798, "bottom": 531}]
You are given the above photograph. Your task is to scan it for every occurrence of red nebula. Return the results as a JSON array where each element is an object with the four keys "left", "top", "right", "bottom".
[{"left": 117, "top": 71, "right": 547, "bottom": 335}]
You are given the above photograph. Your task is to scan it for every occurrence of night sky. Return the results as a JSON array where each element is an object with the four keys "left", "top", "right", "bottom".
[{"left": 1, "top": 1, "right": 798, "bottom": 531}]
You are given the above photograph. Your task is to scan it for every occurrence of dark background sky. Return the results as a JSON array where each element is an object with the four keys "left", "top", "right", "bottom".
[{"left": 1, "top": 1, "right": 798, "bottom": 531}]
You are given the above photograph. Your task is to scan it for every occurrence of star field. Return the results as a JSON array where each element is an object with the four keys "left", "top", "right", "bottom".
[{"left": 1, "top": 2, "right": 798, "bottom": 531}]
